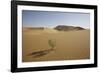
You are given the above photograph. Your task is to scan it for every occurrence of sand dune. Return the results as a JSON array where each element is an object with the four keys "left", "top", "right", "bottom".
[{"left": 22, "top": 28, "right": 90, "bottom": 62}]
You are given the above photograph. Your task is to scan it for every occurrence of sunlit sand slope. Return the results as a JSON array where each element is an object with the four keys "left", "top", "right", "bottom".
[{"left": 22, "top": 28, "right": 90, "bottom": 62}]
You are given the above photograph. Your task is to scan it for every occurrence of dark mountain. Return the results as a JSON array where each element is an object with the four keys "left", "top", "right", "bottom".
[{"left": 54, "top": 25, "right": 85, "bottom": 31}]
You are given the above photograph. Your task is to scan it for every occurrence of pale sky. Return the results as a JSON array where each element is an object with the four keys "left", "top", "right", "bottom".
[{"left": 22, "top": 10, "right": 90, "bottom": 28}]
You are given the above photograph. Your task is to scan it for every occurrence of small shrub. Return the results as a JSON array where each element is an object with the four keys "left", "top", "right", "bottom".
[{"left": 48, "top": 39, "right": 56, "bottom": 49}]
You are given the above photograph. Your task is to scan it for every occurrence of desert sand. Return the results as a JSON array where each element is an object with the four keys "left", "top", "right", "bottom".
[{"left": 22, "top": 28, "right": 90, "bottom": 62}]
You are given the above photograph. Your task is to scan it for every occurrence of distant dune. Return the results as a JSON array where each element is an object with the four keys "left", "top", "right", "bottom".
[
  {"left": 22, "top": 26, "right": 90, "bottom": 62},
  {"left": 23, "top": 28, "right": 59, "bottom": 34}
]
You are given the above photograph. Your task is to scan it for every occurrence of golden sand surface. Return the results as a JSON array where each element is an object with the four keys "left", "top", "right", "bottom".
[{"left": 22, "top": 28, "right": 90, "bottom": 62}]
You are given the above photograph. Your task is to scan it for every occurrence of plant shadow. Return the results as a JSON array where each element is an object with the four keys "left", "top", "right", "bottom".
[{"left": 28, "top": 49, "right": 54, "bottom": 58}]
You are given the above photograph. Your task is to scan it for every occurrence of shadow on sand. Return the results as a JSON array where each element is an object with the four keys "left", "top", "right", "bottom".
[{"left": 27, "top": 49, "right": 54, "bottom": 58}]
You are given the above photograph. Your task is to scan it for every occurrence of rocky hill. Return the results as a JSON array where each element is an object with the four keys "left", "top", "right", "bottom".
[{"left": 54, "top": 25, "right": 85, "bottom": 31}]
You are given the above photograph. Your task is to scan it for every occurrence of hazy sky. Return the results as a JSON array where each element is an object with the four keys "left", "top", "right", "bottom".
[{"left": 22, "top": 10, "right": 90, "bottom": 28}]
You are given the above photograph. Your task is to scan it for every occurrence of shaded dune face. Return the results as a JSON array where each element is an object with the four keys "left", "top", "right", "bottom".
[{"left": 22, "top": 28, "right": 90, "bottom": 62}]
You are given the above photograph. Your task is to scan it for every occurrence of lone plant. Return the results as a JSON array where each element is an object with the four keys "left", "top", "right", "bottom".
[
  {"left": 27, "top": 40, "right": 56, "bottom": 58},
  {"left": 48, "top": 39, "right": 56, "bottom": 50}
]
